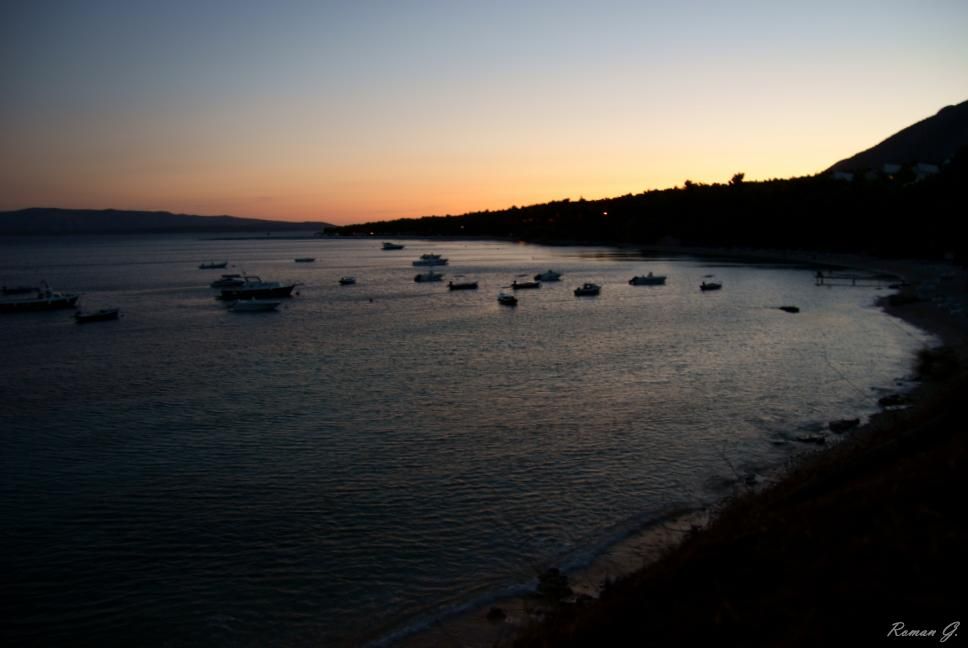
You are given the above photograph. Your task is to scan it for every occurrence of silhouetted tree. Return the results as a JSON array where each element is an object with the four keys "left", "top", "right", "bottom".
[{"left": 730, "top": 172, "right": 745, "bottom": 186}]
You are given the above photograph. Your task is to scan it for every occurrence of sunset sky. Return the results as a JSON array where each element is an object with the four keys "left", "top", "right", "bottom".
[{"left": 2, "top": 1, "right": 966, "bottom": 224}]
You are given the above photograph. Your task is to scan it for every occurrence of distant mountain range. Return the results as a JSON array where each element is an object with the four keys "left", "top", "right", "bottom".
[
  {"left": 828, "top": 99, "right": 968, "bottom": 172},
  {"left": 0, "top": 208, "right": 330, "bottom": 236}
]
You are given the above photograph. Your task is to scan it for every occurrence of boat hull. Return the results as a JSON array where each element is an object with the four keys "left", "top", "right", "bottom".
[
  {"left": 219, "top": 285, "right": 296, "bottom": 300},
  {"left": 0, "top": 294, "right": 79, "bottom": 312},
  {"left": 75, "top": 308, "right": 120, "bottom": 323}
]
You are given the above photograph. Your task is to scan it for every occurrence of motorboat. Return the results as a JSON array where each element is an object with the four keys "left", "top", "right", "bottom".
[
  {"left": 511, "top": 280, "right": 540, "bottom": 290},
  {"left": 382, "top": 242, "right": 406, "bottom": 250},
  {"left": 210, "top": 273, "right": 246, "bottom": 289},
  {"left": 294, "top": 257, "right": 316, "bottom": 263},
  {"left": 414, "top": 270, "right": 444, "bottom": 282},
  {"left": 75, "top": 307, "right": 120, "bottom": 323},
  {"left": 700, "top": 281, "right": 723, "bottom": 291},
  {"left": 412, "top": 254, "right": 448, "bottom": 266},
  {"left": 497, "top": 292, "right": 518, "bottom": 306},
  {"left": 629, "top": 272, "right": 667, "bottom": 286},
  {"left": 533, "top": 270, "right": 562, "bottom": 282},
  {"left": 0, "top": 282, "right": 80, "bottom": 313},
  {"left": 199, "top": 261, "right": 228, "bottom": 269},
  {"left": 339, "top": 276, "right": 357, "bottom": 285},
  {"left": 229, "top": 299, "right": 281, "bottom": 312},
  {"left": 448, "top": 281, "right": 478, "bottom": 290},
  {"left": 573, "top": 283, "right": 601, "bottom": 296},
  {"left": 218, "top": 276, "right": 297, "bottom": 300}
]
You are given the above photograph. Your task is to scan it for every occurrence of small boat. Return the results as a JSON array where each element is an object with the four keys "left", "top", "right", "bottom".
[
  {"left": 75, "top": 307, "right": 120, "bottom": 323},
  {"left": 229, "top": 299, "right": 281, "bottom": 312},
  {"left": 294, "top": 257, "right": 316, "bottom": 263},
  {"left": 700, "top": 281, "right": 723, "bottom": 291},
  {"left": 778, "top": 305, "right": 800, "bottom": 313},
  {"left": 497, "top": 292, "right": 518, "bottom": 306},
  {"left": 414, "top": 270, "right": 444, "bottom": 282},
  {"left": 448, "top": 281, "right": 478, "bottom": 290},
  {"left": 829, "top": 418, "right": 861, "bottom": 434},
  {"left": 534, "top": 270, "right": 562, "bottom": 282},
  {"left": 574, "top": 283, "right": 601, "bottom": 296},
  {"left": 339, "top": 276, "right": 357, "bottom": 285},
  {"left": 210, "top": 273, "right": 246, "bottom": 289},
  {"left": 218, "top": 276, "right": 297, "bottom": 300},
  {"left": 199, "top": 261, "right": 228, "bottom": 269},
  {"left": 0, "top": 282, "right": 80, "bottom": 313},
  {"left": 511, "top": 280, "right": 540, "bottom": 290},
  {"left": 412, "top": 254, "right": 449, "bottom": 267},
  {"left": 382, "top": 242, "right": 406, "bottom": 250},
  {"left": 629, "top": 272, "right": 667, "bottom": 286}
]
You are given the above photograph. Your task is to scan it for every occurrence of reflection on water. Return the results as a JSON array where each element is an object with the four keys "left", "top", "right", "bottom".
[{"left": 0, "top": 236, "right": 930, "bottom": 646}]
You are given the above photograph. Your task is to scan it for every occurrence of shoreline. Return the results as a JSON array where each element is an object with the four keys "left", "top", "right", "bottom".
[{"left": 387, "top": 249, "right": 965, "bottom": 647}]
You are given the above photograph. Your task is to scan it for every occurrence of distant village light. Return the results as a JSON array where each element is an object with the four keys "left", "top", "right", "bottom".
[{"left": 603, "top": 211, "right": 608, "bottom": 216}]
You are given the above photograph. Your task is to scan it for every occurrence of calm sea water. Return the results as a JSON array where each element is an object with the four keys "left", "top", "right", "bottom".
[{"left": 0, "top": 235, "right": 931, "bottom": 646}]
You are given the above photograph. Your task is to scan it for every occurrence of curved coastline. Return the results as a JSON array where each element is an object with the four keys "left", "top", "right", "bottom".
[{"left": 392, "top": 249, "right": 966, "bottom": 647}]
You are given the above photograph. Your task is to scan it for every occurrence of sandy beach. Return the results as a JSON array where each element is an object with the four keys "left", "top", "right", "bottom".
[{"left": 393, "top": 251, "right": 966, "bottom": 647}]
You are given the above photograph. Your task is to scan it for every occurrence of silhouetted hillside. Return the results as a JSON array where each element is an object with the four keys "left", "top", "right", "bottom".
[
  {"left": 0, "top": 208, "right": 329, "bottom": 235},
  {"left": 828, "top": 100, "right": 968, "bottom": 172},
  {"left": 336, "top": 146, "right": 968, "bottom": 261}
]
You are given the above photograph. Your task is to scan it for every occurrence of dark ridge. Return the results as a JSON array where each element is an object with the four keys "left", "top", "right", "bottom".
[
  {"left": 0, "top": 207, "right": 330, "bottom": 235},
  {"left": 827, "top": 99, "right": 968, "bottom": 172}
]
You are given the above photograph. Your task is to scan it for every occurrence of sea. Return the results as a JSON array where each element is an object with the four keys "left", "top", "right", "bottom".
[{"left": 0, "top": 234, "right": 933, "bottom": 646}]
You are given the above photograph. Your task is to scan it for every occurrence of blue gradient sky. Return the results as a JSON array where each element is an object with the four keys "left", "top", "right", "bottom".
[{"left": 2, "top": 1, "right": 966, "bottom": 223}]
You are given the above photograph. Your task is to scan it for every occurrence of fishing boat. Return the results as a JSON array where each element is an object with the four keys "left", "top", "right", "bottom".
[
  {"left": 382, "top": 242, "right": 405, "bottom": 250},
  {"left": 448, "top": 281, "right": 479, "bottom": 290},
  {"left": 497, "top": 292, "right": 518, "bottom": 306},
  {"left": 533, "top": 270, "right": 562, "bottom": 282},
  {"left": 700, "top": 281, "right": 723, "bottom": 291},
  {"left": 414, "top": 270, "right": 444, "bottom": 282},
  {"left": 629, "top": 272, "right": 667, "bottom": 286},
  {"left": 218, "top": 276, "right": 297, "bottom": 300},
  {"left": 0, "top": 282, "right": 80, "bottom": 313},
  {"left": 199, "top": 261, "right": 228, "bottom": 269},
  {"left": 511, "top": 280, "right": 541, "bottom": 290},
  {"left": 75, "top": 307, "right": 120, "bottom": 323},
  {"left": 573, "top": 283, "right": 601, "bottom": 296}
]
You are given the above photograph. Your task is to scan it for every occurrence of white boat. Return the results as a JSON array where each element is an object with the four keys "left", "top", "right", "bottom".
[
  {"left": 414, "top": 270, "right": 444, "bottom": 282},
  {"left": 339, "top": 276, "right": 357, "bottom": 285},
  {"left": 218, "top": 275, "right": 297, "bottom": 300},
  {"left": 497, "top": 292, "right": 518, "bottom": 306},
  {"left": 412, "top": 254, "right": 448, "bottom": 267},
  {"left": 382, "top": 242, "right": 405, "bottom": 250},
  {"left": 534, "top": 270, "right": 562, "bottom": 282},
  {"left": 574, "top": 283, "right": 601, "bottom": 296},
  {"left": 229, "top": 299, "right": 281, "bottom": 312},
  {"left": 511, "top": 280, "right": 541, "bottom": 290},
  {"left": 0, "top": 281, "right": 80, "bottom": 313},
  {"left": 629, "top": 272, "right": 667, "bottom": 286}
]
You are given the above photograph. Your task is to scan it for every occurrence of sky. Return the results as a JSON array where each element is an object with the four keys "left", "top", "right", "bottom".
[{"left": 1, "top": 1, "right": 966, "bottom": 225}]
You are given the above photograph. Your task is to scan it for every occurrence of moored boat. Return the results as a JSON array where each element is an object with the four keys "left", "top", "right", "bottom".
[
  {"left": 218, "top": 276, "right": 297, "bottom": 300},
  {"left": 511, "top": 280, "right": 540, "bottom": 290},
  {"left": 448, "top": 281, "right": 478, "bottom": 290},
  {"left": 339, "top": 276, "right": 357, "bottom": 285},
  {"left": 412, "top": 254, "right": 448, "bottom": 267},
  {"left": 0, "top": 282, "right": 80, "bottom": 313},
  {"left": 573, "top": 283, "right": 601, "bottom": 296},
  {"left": 294, "top": 257, "right": 316, "bottom": 263},
  {"left": 700, "top": 281, "right": 723, "bottom": 291},
  {"left": 629, "top": 272, "right": 667, "bottom": 286},
  {"left": 199, "top": 261, "right": 228, "bottom": 269},
  {"left": 534, "top": 270, "right": 562, "bottom": 282},
  {"left": 75, "top": 307, "right": 120, "bottom": 323},
  {"left": 497, "top": 291, "right": 518, "bottom": 306},
  {"left": 382, "top": 242, "right": 405, "bottom": 250}
]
